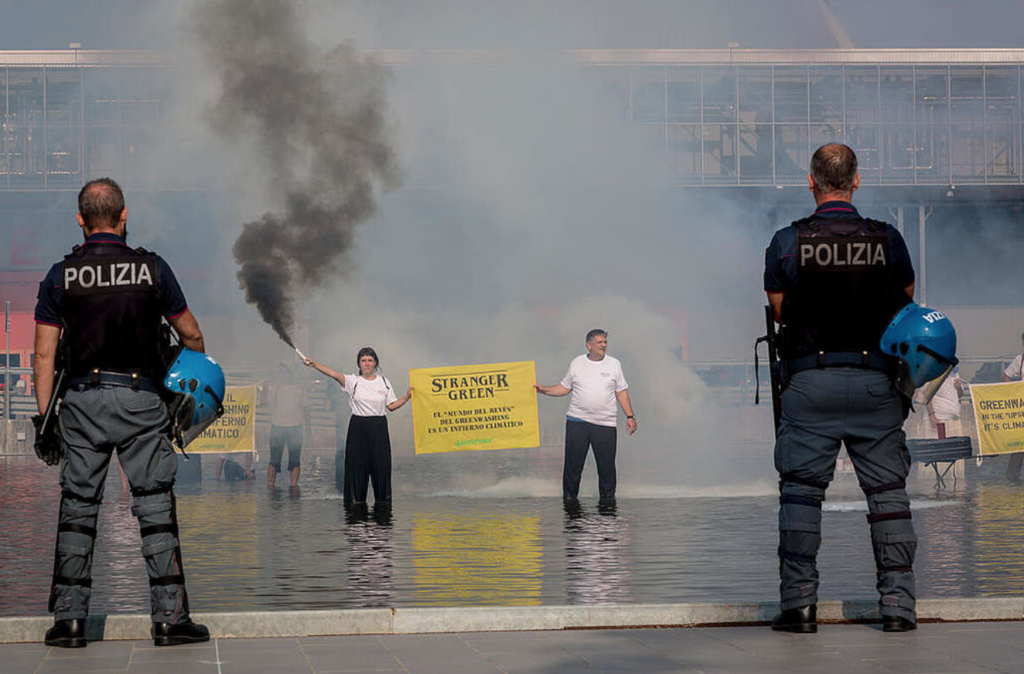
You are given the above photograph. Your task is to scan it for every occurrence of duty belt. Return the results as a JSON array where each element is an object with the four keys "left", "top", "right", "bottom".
[
  {"left": 787, "top": 351, "right": 893, "bottom": 376},
  {"left": 69, "top": 369, "right": 162, "bottom": 393}
]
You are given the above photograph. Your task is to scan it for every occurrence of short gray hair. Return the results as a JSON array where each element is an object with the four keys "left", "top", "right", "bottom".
[
  {"left": 78, "top": 177, "right": 125, "bottom": 230},
  {"left": 810, "top": 143, "right": 858, "bottom": 194},
  {"left": 586, "top": 329, "right": 607, "bottom": 343}
]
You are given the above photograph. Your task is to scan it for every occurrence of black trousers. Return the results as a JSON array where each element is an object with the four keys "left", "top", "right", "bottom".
[
  {"left": 344, "top": 415, "right": 392, "bottom": 504},
  {"left": 563, "top": 419, "right": 617, "bottom": 500}
]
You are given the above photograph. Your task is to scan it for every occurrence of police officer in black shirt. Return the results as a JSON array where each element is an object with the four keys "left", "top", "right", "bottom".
[
  {"left": 34, "top": 178, "right": 210, "bottom": 648},
  {"left": 764, "top": 145, "right": 918, "bottom": 633}
]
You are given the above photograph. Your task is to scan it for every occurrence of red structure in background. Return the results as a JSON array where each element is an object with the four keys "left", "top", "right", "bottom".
[
  {"left": 1, "top": 307, "right": 38, "bottom": 394},
  {"left": 0, "top": 272, "right": 42, "bottom": 314}
]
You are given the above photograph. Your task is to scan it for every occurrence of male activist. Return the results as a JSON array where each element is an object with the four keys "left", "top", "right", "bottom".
[
  {"left": 1001, "top": 332, "right": 1024, "bottom": 484},
  {"left": 33, "top": 178, "right": 210, "bottom": 648},
  {"left": 763, "top": 144, "right": 917, "bottom": 633},
  {"left": 535, "top": 329, "right": 637, "bottom": 505}
]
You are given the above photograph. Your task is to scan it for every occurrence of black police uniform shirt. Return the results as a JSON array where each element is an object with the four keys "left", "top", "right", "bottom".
[
  {"left": 34, "top": 232, "right": 188, "bottom": 329},
  {"left": 763, "top": 201, "right": 915, "bottom": 296}
]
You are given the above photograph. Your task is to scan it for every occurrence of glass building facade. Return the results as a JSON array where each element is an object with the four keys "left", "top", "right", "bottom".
[
  {"left": 0, "top": 52, "right": 175, "bottom": 192},
  {"left": 6, "top": 48, "right": 1024, "bottom": 190},
  {"left": 2, "top": 49, "right": 1024, "bottom": 311},
  {"left": 618, "top": 61, "right": 1024, "bottom": 187},
  {"left": 4, "top": 49, "right": 1024, "bottom": 191}
]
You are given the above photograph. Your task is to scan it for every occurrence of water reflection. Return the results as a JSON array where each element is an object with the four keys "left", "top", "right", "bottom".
[
  {"left": 344, "top": 503, "right": 394, "bottom": 607},
  {"left": 973, "top": 484, "right": 1024, "bottom": 596},
  {"left": 2, "top": 455, "right": 1023, "bottom": 616},
  {"left": 177, "top": 489, "right": 260, "bottom": 613},
  {"left": 563, "top": 500, "right": 633, "bottom": 604},
  {"left": 411, "top": 510, "right": 542, "bottom": 606}
]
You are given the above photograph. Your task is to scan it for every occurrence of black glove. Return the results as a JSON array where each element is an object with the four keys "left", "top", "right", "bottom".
[{"left": 32, "top": 414, "right": 63, "bottom": 466}]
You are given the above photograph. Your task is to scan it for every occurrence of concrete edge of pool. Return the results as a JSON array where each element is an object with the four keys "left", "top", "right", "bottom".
[{"left": 2, "top": 598, "right": 1023, "bottom": 643}]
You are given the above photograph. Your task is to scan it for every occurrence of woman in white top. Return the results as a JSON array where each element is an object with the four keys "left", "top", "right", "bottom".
[{"left": 305, "top": 347, "right": 411, "bottom": 505}]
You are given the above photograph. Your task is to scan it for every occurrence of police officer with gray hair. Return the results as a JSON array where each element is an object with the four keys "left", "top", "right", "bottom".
[
  {"left": 33, "top": 178, "right": 210, "bottom": 648},
  {"left": 763, "top": 144, "right": 918, "bottom": 633}
]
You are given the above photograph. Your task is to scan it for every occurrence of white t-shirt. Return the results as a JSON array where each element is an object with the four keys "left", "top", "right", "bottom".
[
  {"left": 929, "top": 374, "right": 961, "bottom": 420},
  {"left": 1004, "top": 354, "right": 1024, "bottom": 381},
  {"left": 271, "top": 383, "right": 307, "bottom": 427},
  {"left": 560, "top": 354, "right": 629, "bottom": 428},
  {"left": 344, "top": 374, "right": 398, "bottom": 417}
]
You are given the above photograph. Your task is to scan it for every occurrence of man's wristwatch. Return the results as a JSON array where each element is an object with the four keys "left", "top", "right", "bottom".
[{"left": 626, "top": 415, "right": 635, "bottom": 420}]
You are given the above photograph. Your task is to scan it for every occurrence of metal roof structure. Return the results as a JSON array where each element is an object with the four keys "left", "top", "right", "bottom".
[
  {"left": 6, "top": 48, "right": 1024, "bottom": 192},
  {"left": 5, "top": 47, "right": 1024, "bottom": 66}
]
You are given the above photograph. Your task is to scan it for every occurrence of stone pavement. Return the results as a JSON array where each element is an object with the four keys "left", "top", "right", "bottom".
[{"left": 4, "top": 621, "right": 1024, "bottom": 674}]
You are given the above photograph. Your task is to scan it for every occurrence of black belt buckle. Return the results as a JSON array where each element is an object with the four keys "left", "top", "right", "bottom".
[
  {"left": 816, "top": 351, "right": 827, "bottom": 368},
  {"left": 89, "top": 368, "right": 101, "bottom": 386},
  {"left": 861, "top": 350, "right": 871, "bottom": 367},
  {"left": 130, "top": 371, "right": 140, "bottom": 391}
]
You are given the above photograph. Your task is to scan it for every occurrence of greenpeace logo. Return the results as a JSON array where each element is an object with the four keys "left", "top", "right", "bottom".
[{"left": 455, "top": 438, "right": 494, "bottom": 447}]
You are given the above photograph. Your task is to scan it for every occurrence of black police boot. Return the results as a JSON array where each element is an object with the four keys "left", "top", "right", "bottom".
[
  {"left": 153, "top": 618, "right": 210, "bottom": 646},
  {"left": 771, "top": 604, "right": 817, "bottom": 633},
  {"left": 882, "top": 615, "right": 917, "bottom": 633},
  {"left": 44, "top": 619, "right": 87, "bottom": 648}
]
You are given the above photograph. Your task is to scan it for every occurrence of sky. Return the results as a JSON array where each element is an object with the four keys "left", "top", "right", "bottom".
[{"left": 2, "top": 1, "right": 1024, "bottom": 51}]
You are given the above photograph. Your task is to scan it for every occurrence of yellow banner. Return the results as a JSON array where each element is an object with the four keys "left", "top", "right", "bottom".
[
  {"left": 970, "top": 380, "right": 1024, "bottom": 455},
  {"left": 410, "top": 361, "right": 540, "bottom": 454},
  {"left": 187, "top": 385, "right": 257, "bottom": 455}
]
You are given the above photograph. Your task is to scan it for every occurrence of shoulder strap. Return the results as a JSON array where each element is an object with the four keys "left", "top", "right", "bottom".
[
  {"left": 62, "top": 244, "right": 85, "bottom": 261},
  {"left": 790, "top": 216, "right": 818, "bottom": 233},
  {"left": 862, "top": 218, "right": 888, "bottom": 232}
]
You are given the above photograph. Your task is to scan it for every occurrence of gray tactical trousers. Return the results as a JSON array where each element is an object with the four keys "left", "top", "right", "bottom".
[
  {"left": 775, "top": 367, "right": 917, "bottom": 623},
  {"left": 51, "top": 384, "right": 191, "bottom": 624}
]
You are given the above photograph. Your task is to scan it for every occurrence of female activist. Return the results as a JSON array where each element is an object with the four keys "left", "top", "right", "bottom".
[{"left": 304, "top": 347, "right": 411, "bottom": 505}]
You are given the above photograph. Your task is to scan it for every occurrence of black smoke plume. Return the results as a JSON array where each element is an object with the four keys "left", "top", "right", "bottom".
[{"left": 193, "top": 0, "right": 399, "bottom": 345}]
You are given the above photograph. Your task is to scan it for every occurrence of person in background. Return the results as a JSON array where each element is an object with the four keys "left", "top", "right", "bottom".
[
  {"left": 304, "top": 347, "right": 411, "bottom": 506},
  {"left": 267, "top": 363, "right": 309, "bottom": 489},
  {"left": 925, "top": 367, "right": 964, "bottom": 439},
  {"left": 1002, "top": 332, "right": 1024, "bottom": 483},
  {"left": 535, "top": 329, "right": 637, "bottom": 506},
  {"left": 216, "top": 452, "right": 255, "bottom": 481}
]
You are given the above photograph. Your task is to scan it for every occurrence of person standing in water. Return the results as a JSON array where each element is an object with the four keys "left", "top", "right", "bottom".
[
  {"left": 304, "top": 347, "right": 411, "bottom": 505},
  {"left": 267, "top": 363, "right": 309, "bottom": 489},
  {"left": 535, "top": 329, "right": 637, "bottom": 506}
]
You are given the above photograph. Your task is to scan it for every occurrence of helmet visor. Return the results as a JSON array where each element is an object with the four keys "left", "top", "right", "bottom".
[
  {"left": 910, "top": 345, "right": 958, "bottom": 405},
  {"left": 912, "top": 362, "right": 955, "bottom": 406},
  {"left": 180, "top": 415, "right": 219, "bottom": 448}
]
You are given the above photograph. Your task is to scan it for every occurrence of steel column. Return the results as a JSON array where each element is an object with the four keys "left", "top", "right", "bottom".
[{"left": 918, "top": 205, "right": 932, "bottom": 306}]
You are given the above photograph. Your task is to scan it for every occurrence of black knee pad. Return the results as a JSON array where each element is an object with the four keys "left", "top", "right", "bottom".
[
  {"left": 49, "top": 493, "right": 101, "bottom": 612},
  {"left": 132, "top": 488, "right": 185, "bottom": 577}
]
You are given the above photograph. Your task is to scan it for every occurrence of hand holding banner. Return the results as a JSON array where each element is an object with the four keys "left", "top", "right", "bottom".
[{"left": 410, "top": 361, "right": 540, "bottom": 454}]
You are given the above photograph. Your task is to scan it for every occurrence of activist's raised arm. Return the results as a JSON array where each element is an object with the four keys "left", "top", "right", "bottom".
[
  {"left": 387, "top": 386, "right": 412, "bottom": 412},
  {"left": 304, "top": 357, "right": 345, "bottom": 386},
  {"left": 534, "top": 383, "right": 571, "bottom": 397}
]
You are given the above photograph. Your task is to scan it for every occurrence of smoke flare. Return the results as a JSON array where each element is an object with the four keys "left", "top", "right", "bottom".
[{"left": 194, "top": 0, "right": 399, "bottom": 344}]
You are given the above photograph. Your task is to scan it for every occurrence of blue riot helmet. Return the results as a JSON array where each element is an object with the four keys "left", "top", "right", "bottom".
[
  {"left": 163, "top": 347, "right": 226, "bottom": 448},
  {"left": 880, "top": 303, "right": 958, "bottom": 403}
]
